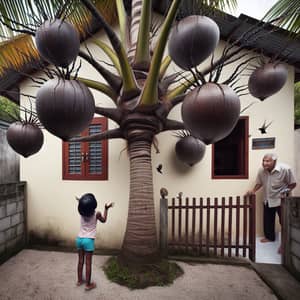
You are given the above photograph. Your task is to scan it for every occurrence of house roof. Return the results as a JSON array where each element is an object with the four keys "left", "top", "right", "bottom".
[
  {"left": 210, "top": 13, "right": 300, "bottom": 81},
  {"left": 0, "top": 6, "right": 299, "bottom": 104}
]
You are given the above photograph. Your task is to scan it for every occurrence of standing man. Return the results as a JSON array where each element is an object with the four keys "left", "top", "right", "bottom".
[{"left": 248, "top": 153, "right": 296, "bottom": 244}]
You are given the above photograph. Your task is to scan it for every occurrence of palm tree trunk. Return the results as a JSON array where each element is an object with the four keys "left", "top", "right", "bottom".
[{"left": 120, "top": 138, "right": 160, "bottom": 264}]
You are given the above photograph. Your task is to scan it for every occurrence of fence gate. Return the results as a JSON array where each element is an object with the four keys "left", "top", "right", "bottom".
[{"left": 160, "top": 191, "right": 256, "bottom": 261}]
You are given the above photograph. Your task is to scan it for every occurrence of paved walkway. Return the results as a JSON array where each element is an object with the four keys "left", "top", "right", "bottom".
[
  {"left": 252, "top": 263, "right": 300, "bottom": 300},
  {"left": 0, "top": 249, "right": 278, "bottom": 300},
  {"left": 256, "top": 234, "right": 281, "bottom": 264}
]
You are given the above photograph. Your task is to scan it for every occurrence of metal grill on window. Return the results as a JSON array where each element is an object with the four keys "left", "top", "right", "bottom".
[
  {"left": 89, "top": 124, "right": 102, "bottom": 174},
  {"left": 68, "top": 140, "right": 81, "bottom": 174}
]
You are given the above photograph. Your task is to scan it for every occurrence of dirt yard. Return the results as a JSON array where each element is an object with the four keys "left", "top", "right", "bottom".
[{"left": 0, "top": 249, "right": 277, "bottom": 300}]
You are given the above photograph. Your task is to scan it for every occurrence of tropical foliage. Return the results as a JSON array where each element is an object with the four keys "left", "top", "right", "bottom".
[
  {"left": 0, "top": 0, "right": 117, "bottom": 38},
  {"left": 0, "top": 96, "right": 19, "bottom": 122},
  {"left": 264, "top": 0, "right": 300, "bottom": 34}
]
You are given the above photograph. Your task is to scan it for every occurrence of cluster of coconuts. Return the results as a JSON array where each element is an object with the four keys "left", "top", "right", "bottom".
[
  {"left": 7, "top": 12, "right": 288, "bottom": 160},
  {"left": 168, "top": 15, "right": 288, "bottom": 166},
  {"left": 7, "top": 19, "right": 95, "bottom": 157}
]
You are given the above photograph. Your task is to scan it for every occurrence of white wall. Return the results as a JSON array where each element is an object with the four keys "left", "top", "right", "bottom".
[{"left": 20, "top": 28, "right": 296, "bottom": 249}]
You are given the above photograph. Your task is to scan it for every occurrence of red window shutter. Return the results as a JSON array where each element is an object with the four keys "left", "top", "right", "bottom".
[
  {"left": 62, "top": 117, "right": 108, "bottom": 180},
  {"left": 63, "top": 137, "right": 84, "bottom": 179}
]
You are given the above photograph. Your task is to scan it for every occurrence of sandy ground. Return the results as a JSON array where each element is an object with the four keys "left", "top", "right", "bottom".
[{"left": 0, "top": 249, "right": 277, "bottom": 300}]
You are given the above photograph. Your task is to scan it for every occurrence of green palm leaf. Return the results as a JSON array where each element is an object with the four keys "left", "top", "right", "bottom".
[
  {"left": 0, "top": 0, "right": 117, "bottom": 39},
  {"left": 263, "top": 0, "right": 300, "bottom": 33},
  {"left": 190, "top": 0, "right": 237, "bottom": 11}
]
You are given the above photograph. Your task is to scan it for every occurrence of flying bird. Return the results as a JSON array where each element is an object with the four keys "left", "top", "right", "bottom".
[
  {"left": 156, "top": 164, "right": 163, "bottom": 174},
  {"left": 258, "top": 120, "right": 273, "bottom": 134}
]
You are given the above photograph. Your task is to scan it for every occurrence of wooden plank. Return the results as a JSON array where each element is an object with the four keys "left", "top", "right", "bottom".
[
  {"left": 171, "top": 198, "right": 175, "bottom": 244},
  {"left": 160, "top": 197, "right": 168, "bottom": 257},
  {"left": 214, "top": 197, "right": 218, "bottom": 256},
  {"left": 221, "top": 197, "right": 225, "bottom": 257},
  {"left": 185, "top": 197, "right": 189, "bottom": 253},
  {"left": 206, "top": 198, "right": 210, "bottom": 256},
  {"left": 249, "top": 195, "right": 256, "bottom": 261},
  {"left": 178, "top": 196, "right": 182, "bottom": 251},
  {"left": 192, "top": 197, "right": 196, "bottom": 252},
  {"left": 236, "top": 196, "right": 240, "bottom": 257},
  {"left": 228, "top": 196, "right": 232, "bottom": 257},
  {"left": 199, "top": 197, "right": 203, "bottom": 255},
  {"left": 243, "top": 195, "right": 248, "bottom": 257}
]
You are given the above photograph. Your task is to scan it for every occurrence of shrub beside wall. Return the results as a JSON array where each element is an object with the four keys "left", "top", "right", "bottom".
[{"left": 0, "top": 124, "right": 19, "bottom": 184}]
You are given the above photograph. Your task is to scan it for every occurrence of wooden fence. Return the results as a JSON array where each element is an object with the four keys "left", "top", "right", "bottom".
[
  {"left": 160, "top": 191, "right": 256, "bottom": 261},
  {"left": 282, "top": 197, "right": 300, "bottom": 281}
]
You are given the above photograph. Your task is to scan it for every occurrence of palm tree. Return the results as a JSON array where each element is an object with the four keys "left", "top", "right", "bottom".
[
  {"left": 0, "top": 0, "right": 286, "bottom": 266},
  {"left": 263, "top": 0, "right": 300, "bottom": 34}
]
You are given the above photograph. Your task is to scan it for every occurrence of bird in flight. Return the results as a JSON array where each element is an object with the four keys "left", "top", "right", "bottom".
[
  {"left": 156, "top": 164, "right": 163, "bottom": 174},
  {"left": 258, "top": 120, "right": 273, "bottom": 134}
]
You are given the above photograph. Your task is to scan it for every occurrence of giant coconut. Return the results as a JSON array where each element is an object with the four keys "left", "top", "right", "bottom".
[
  {"left": 35, "top": 19, "right": 80, "bottom": 68},
  {"left": 248, "top": 63, "right": 288, "bottom": 101},
  {"left": 175, "top": 135, "right": 206, "bottom": 166},
  {"left": 168, "top": 15, "right": 220, "bottom": 70},
  {"left": 182, "top": 83, "right": 240, "bottom": 144},
  {"left": 36, "top": 78, "right": 95, "bottom": 141},
  {"left": 7, "top": 122, "right": 44, "bottom": 157}
]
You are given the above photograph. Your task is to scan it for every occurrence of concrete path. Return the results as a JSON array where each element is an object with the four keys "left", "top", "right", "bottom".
[
  {"left": 0, "top": 249, "right": 278, "bottom": 300},
  {"left": 252, "top": 263, "right": 300, "bottom": 300}
]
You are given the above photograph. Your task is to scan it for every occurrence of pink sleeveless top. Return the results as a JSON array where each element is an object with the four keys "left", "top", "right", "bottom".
[{"left": 78, "top": 212, "right": 97, "bottom": 239}]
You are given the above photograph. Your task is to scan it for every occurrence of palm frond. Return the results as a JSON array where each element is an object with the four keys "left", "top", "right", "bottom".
[
  {"left": 263, "top": 0, "right": 300, "bottom": 34},
  {"left": 192, "top": 0, "right": 237, "bottom": 11},
  {"left": 0, "top": 1, "right": 118, "bottom": 78},
  {"left": 0, "top": 34, "right": 39, "bottom": 76},
  {"left": 175, "top": 0, "right": 237, "bottom": 17},
  {"left": 0, "top": 0, "right": 118, "bottom": 39}
]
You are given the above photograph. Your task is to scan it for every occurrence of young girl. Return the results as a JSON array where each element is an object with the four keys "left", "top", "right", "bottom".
[{"left": 76, "top": 193, "right": 113, "bottom": 291}]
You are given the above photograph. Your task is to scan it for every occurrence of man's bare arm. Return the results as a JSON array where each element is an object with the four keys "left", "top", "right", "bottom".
[{"left": 247, "top": 184, "right": 262, "bottom": 195}]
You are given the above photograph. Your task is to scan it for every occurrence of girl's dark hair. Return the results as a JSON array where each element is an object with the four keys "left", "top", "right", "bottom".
[{"left": 78, "top": 193, "right": 97, "bottom": 217}]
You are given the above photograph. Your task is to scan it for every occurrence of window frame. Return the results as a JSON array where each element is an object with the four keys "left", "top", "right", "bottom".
[
  {"left": 211, "top": 116, "right": 249, "bottom": 180},
  {"left": 62, "top": 117, "right": 108, "bottom": 180}
]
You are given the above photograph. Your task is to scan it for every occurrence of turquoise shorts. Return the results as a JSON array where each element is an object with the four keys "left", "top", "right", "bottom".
[{"left": 76, "top": 237, "right": 95, "bottom": 252}]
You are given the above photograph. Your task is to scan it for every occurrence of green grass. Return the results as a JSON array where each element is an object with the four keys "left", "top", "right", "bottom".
[{"left": 103, "top": 256, "right": 184, "bottom": 289}]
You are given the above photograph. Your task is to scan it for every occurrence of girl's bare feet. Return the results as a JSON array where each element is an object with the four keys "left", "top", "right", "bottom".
[{"left": 85, "top": 282, "right": 96, "bottom": 291}]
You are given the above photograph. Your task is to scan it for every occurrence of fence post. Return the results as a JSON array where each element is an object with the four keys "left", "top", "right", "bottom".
[
  {"left": 249, "top": 194, "right": 256, "bottom": 262},
  {"left": 160, "top": 188, "right": 168, "bottom": 258}
]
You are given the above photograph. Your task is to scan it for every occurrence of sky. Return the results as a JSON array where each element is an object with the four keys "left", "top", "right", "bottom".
[{"left": 229, "top": 0, "right": 278, "bottom": 19}]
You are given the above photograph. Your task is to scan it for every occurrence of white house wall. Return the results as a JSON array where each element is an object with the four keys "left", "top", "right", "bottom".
[{"left": 20, "top": 27, "right": 296, "bottom": 250}]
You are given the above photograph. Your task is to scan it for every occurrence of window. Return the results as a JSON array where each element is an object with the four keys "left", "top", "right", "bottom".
[
  {"left": 212, "top": 117, "right": 248, "bottom": 179},
  {"left": 62, "top": 117, "right": 108, "bottom": 180}
]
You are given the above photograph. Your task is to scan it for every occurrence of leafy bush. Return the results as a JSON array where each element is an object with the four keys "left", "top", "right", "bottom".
[
  {"left": 0, "top": 96, "right": 19, "bottom": 123},
  {"left": 295, "top": 82, "right": 300, "bottom": 126}
]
